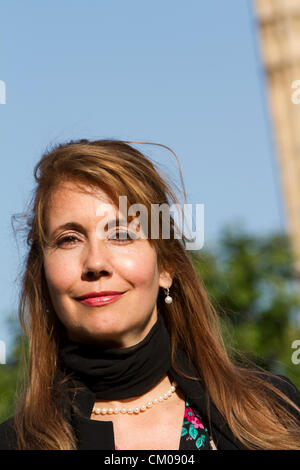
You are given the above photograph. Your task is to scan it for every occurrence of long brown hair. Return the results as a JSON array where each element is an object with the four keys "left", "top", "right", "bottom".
[{"left": 12, "top": 138, "right": 300, "bottom": 449}]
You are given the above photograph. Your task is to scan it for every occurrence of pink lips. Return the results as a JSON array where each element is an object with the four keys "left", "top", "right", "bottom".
[{"left": 77, "top": 293, "right": 124, "bottom": 306}]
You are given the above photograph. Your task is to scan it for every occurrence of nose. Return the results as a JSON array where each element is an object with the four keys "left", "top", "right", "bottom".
[{"left": 82, "top": 239, "right": 112, "bottom": 280}]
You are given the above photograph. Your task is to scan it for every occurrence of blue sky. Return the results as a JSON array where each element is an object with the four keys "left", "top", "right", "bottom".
[{"left": 0, "top": 0, "right": 286, "bottom": 352}]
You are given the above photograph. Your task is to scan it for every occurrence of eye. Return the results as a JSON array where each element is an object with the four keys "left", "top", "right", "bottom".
[
  {"left": 110, "top": 231, "right": 137, "bottom": 242},
  {"left": 55, "top": 231, "right": 137, "bottom": 247},
  {"left": 56, "top": 235, "right": 80, "bottom": 246}
]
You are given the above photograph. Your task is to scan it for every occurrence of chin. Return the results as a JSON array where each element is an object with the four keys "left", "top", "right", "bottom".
[{"left": 80, "top": 318, "right": 125, "bottom": 340}]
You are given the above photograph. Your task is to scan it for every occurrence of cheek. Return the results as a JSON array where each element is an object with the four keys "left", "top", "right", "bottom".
[
  {"left": 115, "top": 248, "right": 159, "bottom": 287},
  {"left": 43, "top": 253, "right": 79, "bottom": 295}
]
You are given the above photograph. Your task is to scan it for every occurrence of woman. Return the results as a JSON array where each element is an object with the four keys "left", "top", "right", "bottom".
[{"left": 0, "top": 138, "right": 299, "bottom": 450}]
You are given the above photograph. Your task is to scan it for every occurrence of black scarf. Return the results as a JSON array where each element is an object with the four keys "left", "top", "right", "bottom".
[{"left": 58, "top": 310, "right": 172, "bottom": 400}]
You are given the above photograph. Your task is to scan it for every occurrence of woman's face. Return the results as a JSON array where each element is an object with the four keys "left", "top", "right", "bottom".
[{"left": 43, "top": 181, "right": 172, "bottom": 348}]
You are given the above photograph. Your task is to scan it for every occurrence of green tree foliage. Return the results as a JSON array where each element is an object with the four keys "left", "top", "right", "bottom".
[
  {"left": 0, "top": 334, "right": 24, "bottom": 423},
  {"left": 0, "top": 226, "right": 300, "bottom": 423},
  {"left": 192, "top": 224, "right": 300, "bottom": 388}
]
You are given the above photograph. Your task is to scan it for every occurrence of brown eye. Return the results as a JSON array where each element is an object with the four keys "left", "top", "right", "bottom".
[{"left": 57, "top": 235, "right": 79, "bottom": 246}]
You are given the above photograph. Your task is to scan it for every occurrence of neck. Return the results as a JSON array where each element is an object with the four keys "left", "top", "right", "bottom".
[{"left": 59, "top": 309, "right": 172, "bottom": 401}]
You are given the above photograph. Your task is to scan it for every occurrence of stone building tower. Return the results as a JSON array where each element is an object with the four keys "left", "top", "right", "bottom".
[{"left": 254, "top": 0, "right": 300, "bottom": 277}]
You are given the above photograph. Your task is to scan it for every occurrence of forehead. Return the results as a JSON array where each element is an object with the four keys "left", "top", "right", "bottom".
[
  {"left": 46, "top": 181, "right": 119, "bottom": 226},
  {"left": 49, "top": 181, "right": 113, "bottom": 205}
]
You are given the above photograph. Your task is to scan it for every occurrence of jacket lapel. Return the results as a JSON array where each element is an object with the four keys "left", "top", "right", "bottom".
[{"left": 69, "top": 383, "right": 116, "bottom": 450}]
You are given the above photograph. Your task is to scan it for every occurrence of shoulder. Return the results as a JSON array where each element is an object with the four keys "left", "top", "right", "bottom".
[{"left": 0, "top": 416, "right": 17, "bottom": 450}]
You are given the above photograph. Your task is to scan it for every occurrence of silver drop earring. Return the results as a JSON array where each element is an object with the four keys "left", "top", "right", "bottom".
[{"left": 164, "top": 287, "right": 173, "bottom": 304}]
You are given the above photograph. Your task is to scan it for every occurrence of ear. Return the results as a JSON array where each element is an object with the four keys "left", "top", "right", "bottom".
[{"left": 158, "top": 269, "right": 173, "bottom": 289}]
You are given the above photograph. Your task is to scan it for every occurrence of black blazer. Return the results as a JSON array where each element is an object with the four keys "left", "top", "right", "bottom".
[{"left": 0, "top": 349, "right": 300, "bottom": 450}]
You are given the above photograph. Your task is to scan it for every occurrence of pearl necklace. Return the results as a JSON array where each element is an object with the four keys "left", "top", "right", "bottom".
[{"left": 92, "top": 381, "right": 177, "bottom": 416}]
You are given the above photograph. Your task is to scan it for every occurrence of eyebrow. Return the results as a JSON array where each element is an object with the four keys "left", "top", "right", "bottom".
[{"left": 50, "top": 218, "right": 129, "bottom": 237}]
